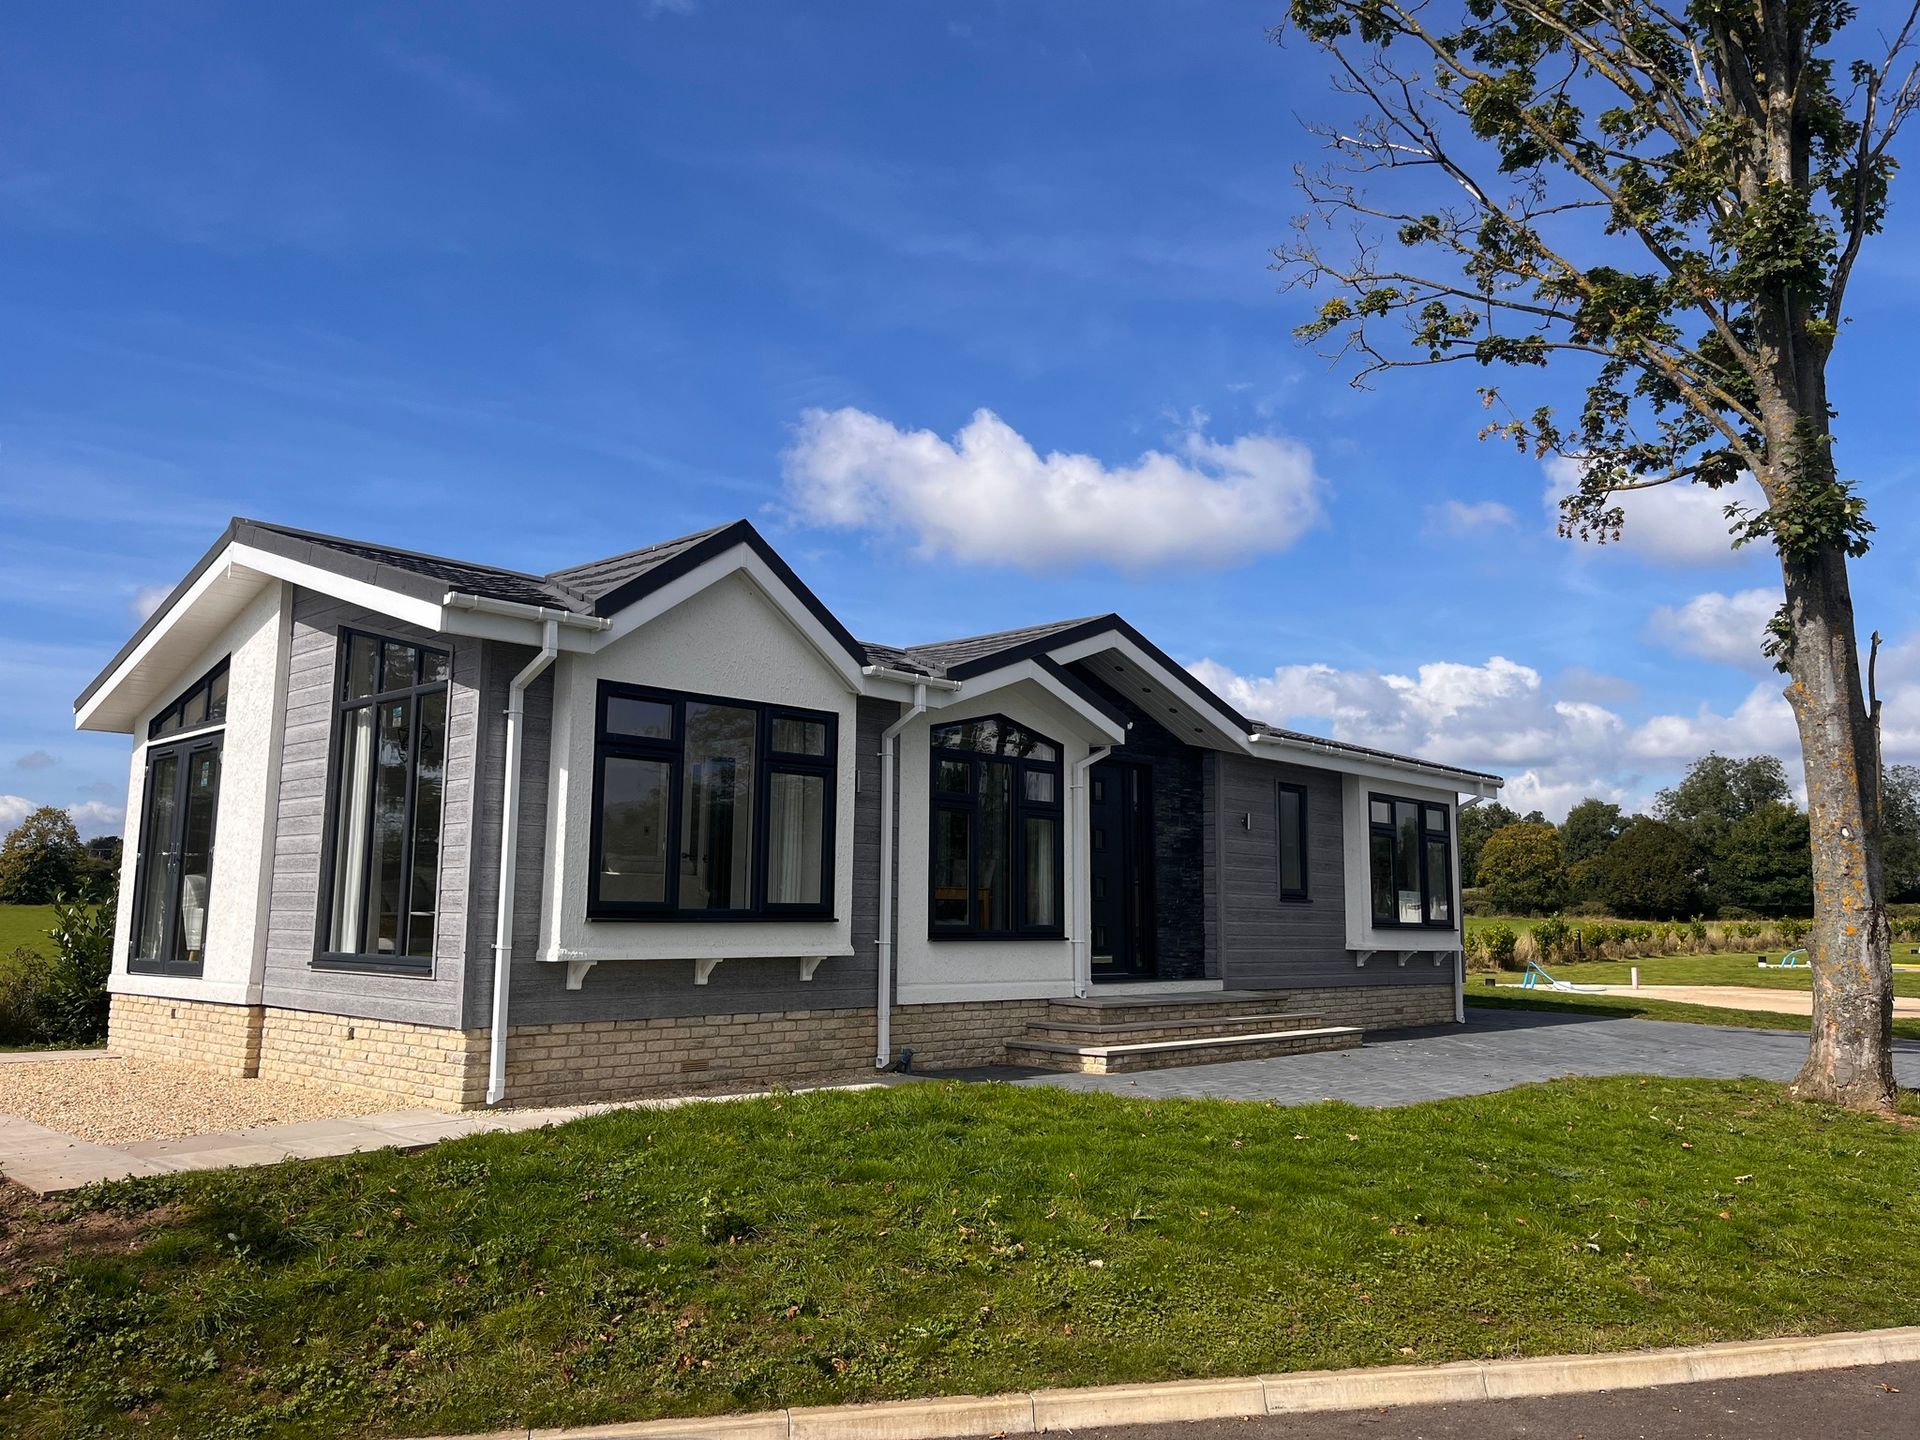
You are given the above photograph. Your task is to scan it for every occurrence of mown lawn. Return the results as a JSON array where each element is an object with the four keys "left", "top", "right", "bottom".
[
  {"left": 1487, "top": 952, "right": 1920, "bottom": 997},
  {"left": 1468, "top": 988, "right": 1920, "bottom": 1040},
  {"left": 4, "top": 1077, "right": 1920, "bottom": 1440},
  {"left": 0, "top": 903, "right": 56, "bottom": 964}
]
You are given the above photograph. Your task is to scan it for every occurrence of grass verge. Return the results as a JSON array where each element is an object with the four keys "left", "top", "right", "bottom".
[
  {"left": 4, "top": 1077, "right": 1920, "bottom": 1439},
  {"left": 1486, "top": 952, "right": 1920, "bottom": 996},
  {"left": 1468, "top": 988, "right": 1920, "bottom": 1040},
  {"left": 0, "top": 904, "right": 56, "bottom": 964}
]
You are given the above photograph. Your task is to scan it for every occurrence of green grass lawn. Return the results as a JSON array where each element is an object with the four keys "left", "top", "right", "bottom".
[
  {"left": 4, "top": 1078, "right": 1920, "bottom": 1440},
  {"left": 1486, "top": 952, "right": 1920, "bottom": 997},
  {"left": 0, "top": 903, "right": 56, "bottom": 962},
  {"left": 1467, "top": 987, "right": 1920, "bottom": 1040}
]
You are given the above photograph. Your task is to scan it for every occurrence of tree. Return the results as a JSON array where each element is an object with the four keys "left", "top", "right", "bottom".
[
  {"left": 1457, "top": 799, "right": 1520, "bottom": 886},
  {"left": 1593, "top": 818, "right": 1702, "bottom": 919},
  {"left": 1560, "top": 798, "right": 1625, "bottom": 866},
  {"left": 1277, "top": 1, "right": 1915, "bottom": 1109},
  {"left": 0, "top": 807, "right": 83, "bottom": 905},
  {"left": 1477, "top": 821, "right": 1569, "bottom": 913},
  {"left": 1722, "top": 800, "right": 1815, "bottom": 915},
  {"left": 1884, "top": 764, "right": 1920, "bottom": 901},
  {"left": 1655, "top": 752, "right": 1795, "bottom": 909}
]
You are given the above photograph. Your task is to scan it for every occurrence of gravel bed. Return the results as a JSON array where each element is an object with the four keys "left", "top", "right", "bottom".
[{"left": 0, "top": 1057, "right": 392, "bottom": 1145}]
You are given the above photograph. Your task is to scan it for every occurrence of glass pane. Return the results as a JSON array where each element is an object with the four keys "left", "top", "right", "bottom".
[
  {"left": 328, "top": 707, "right": 375, "bottom": 951},
  {"left": 1279, "top": 788, "right": 1304, "bottom": 895},
  {"left": 1369, "top": 798, "right": 1391, "bottom": 826},
  {"left": 1425, "top": 837, "right": 1453, "bottom": 924},
  {"left": 766, "top": 771, "right": 827, "bottom": 906},
  {"left": 1023, "top": 769, "right": 1056, "bottom": 804},
  {"left": 931, "top": 717, "right": 1056, "bottom": 760},
  {"left": 406, "top": 688, "right": 447, "bottom": 958},
  {"left": 345, "top": 634, "right": 380, "bottom": 700},
  {"left": 381, "top": 641, "right": 419, "bottom": 693},
  {"left": 421, "top": 648, "right": 450, "bottom": 684},
  {"left": 153, "top": 708, "right": 181, "bottom": 738},
  {"left": 606, "top": 694, "right": 673, "bottom": 740},
  {"left": 1395, "top": 805, "right": 1422, "bottom": 923},
  {"left": 1019, "top": 736, "right": 1058, "bottom": 762},
  {"left": 1023, "top": 816, "right": 1058, "bottom": 928},
  {"left": 680, "top": 702, "right": 757, "bottom": 910},
  {"left": 935, "top": 759, "right": 971, "bottom": 794},
  {"left": 931, "top": 809, "right": 970, "bottom": 926},
  {"left": 1425, "top": 805, "right": 1448, "bottom": 834},
  {"left": 599, "top": 756, "right": 671, "bottom": 904},
  {"left": 771, "top": 716, "right": 827, "bottom": 756},
  {"left": 206, "top": 667, "right": 229, "bottom": 724},
  {"left": 978, "top": 761, "right": 1012, "bottom": 931},
  {"left": 368, "top": 698, "right": 414, "bottom": 953},
  {"left": 1369, "top": 830, "right": 1394, "bottom": 926},
  {"left": 135, "top": 752, "right": 183, "bottom": 961},
  {"left": 173, "top": 748, "right": 220, "bottom": 967},
  {"left": 182, "top": 688, "right": 208, "bottom": 729}
]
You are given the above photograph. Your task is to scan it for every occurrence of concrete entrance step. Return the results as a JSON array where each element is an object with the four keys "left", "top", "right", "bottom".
[
  {"left": 1025, "top": 1011, "right": 1330, "bottom": 1047},
  {"left": 1005, "top": 1024, "right": 1362, "bottom": 1075},
  {"left": 1044, "top": 990, "right": 1287, "bottom": 1027}
]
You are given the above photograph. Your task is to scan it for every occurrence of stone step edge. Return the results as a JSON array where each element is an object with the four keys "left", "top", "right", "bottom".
[
  {"left": 422, "top": 1324, "right": 1920, "bottom": 1440},
  {"left": 1025, "top": 1012, "right": 1321, "bottom": 1039},
  {"left": 1006, "top": 1025, "right": 1361, "bottom": 1059}
]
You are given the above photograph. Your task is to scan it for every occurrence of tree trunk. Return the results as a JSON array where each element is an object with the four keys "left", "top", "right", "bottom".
[{"left": 1782, "top": 542, "right": 1897, "bottom": 1112}]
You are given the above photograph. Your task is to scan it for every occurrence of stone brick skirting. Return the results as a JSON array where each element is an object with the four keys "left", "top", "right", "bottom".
[
  {"left": 109, "top": 994, "right": 262, "bottom": 1077},
  {"left": 1277, "top": 982, "right": 1456, "bottom": 1032},
  {"left": 255, "top": 1008, "right": 490, "bottom": 1110}
]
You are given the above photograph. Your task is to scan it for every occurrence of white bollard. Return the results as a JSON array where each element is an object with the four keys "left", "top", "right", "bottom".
[{"left": 1631, "top": 966, "right": 1639, "bottom": 989}]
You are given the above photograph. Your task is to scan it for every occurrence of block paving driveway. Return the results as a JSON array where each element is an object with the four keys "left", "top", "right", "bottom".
[{"left": 965, "top": 1004, "right": 1920, "bottom": 1105}]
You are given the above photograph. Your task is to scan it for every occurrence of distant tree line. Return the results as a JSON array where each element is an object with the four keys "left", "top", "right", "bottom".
[
  {"left": 1460, "top": 755, "right": 1920, "bottom": 921},
  {"left": 0, "top": 807, "right": 120, "bottom": 905}
]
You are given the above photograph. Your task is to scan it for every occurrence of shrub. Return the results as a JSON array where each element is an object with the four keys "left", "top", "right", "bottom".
[
  {"left": 0, "top": 883, "right": 113, "bottom": 1047},
  {"left": 1472, "top": 923, "right": 1518, "bottom": 970},
  {"left": 1530, "top": 916, "right": 1571, "bottom": 961}
]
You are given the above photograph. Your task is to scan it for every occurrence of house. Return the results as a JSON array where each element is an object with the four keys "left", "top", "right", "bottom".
[{"left": 75, "top": 518, "right": 1503, "bottom": 1108}]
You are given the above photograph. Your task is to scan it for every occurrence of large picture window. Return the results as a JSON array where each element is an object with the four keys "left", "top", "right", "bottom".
[
  {"left": 1368, "top": 793, "right": 1453, "bottom": 928},
  {"left": 321, "top": 631, "right": 450, "bottom": 969},
  {"left": 589, "top": 682, "right": 836, "bottom": 919},
  {"left": 1278, "top": 782, "right": 1309, "bottom": 902},
  {"left": 929, "top": 716, "right": 1063, "bottom": 939}
]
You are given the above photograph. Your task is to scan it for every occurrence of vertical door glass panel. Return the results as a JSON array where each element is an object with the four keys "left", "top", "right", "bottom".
[
  {"left": 1394, "top": 802, "right": 1422, "bottom": 923},
  {"left": 406, "top": 688, "right": 447, "bottom": 958},
  {"left": 599, "top": 757, "right": 672, "bottom": 904},
  {"left": 977, "top": 761, "right": 1012, "bottom": 931},
  {"left": 328, "top": 708, "right": 375, "bottom": 951},
  {"left": 368, "top": 699, "right": 413, "bottom": 953},
  {"left": 173, "top": 748, "right": 220, "bottom": 967},
  {"left": 1369, "top": 830, "right": 1395, "bottom": 926},
  {"left": 135, "top": 752, "right": 183, "bottom": 961},
  {"left": 1023, "top": 816, "right": 1058, "bottom": 928},
  {"left": 931, "top": 810, "right": 970, "bottom": 926},
  {"left": 680, "top": 702, "right": 756, "bottom": 910},
  {"left": 345, "top": 634, "right": 380, "bottom": 699},
  {"left": 766, "top": 771, "right": 826, "bottom": 905},
  {"left": 1425, "top": 838, "right": 1452, "bottom": 923}
]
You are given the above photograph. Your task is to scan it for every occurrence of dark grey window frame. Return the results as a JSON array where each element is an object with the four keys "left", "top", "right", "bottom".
[
  {"left": 928, "top": 714, "right": 1066, "bottom": 941},
  {"left": 147, "top": 657, "right": 229, "bottom": 741},
  {"left": 1367, "top": 791, "right": 1454, "bottom": 929},
  {"left": 313, "top": 628, "right": 452, "bottom": 975},
  {"left": 1277, "top": 781, "right": 1310, "bottom": 903},
  {"left": 587, "top": 680, "right": 839, "bottom": 922},
  {"left": 128, "top": 729, "right": 224, "bottom": 977}
]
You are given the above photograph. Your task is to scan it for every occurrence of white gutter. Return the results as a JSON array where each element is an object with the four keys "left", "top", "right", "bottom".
[
  {"left": 486, "top": 617, "right": 561, "bottom": 1106},
  {"left": 875, "top": 682, "right": 928, "bottom": 1067},
  {"left": 861, "top": 664, "right": 964, "bottom": 693},
  {"left": 1247, "top": 729, "right": 1501, "bottom": 793},
  {"left": 1069, "top": 746, "right": 1113, "bottom": 997},
  {"left": 444, "top": 590, "right": 611, "bottom": 633}
]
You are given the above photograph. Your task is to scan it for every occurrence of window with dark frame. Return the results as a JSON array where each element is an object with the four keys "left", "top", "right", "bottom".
[
  {"left": 1277, "top": 782, "right": 1309, "bottom": 902},
  {"left": 130, "top": 705, "right": 224, "bottom": 977},
  {"left": 147, "top": 658, "right": 229, "bottom": 740},
  {"left": 589, "top": 681, "right": 836, "bottom": 919},
  {"left": 320, "top": 631, "right": 451, "bottom": 969},
  {"left": 1367, "top": 793, "right": 1453, "bottom": 928},
  {"left": 928, "top": 716, "right": 1064, "bottom": 939}
]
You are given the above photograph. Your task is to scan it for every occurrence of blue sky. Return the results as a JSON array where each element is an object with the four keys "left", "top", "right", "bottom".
[{"left": 3, "top": 1, "right": 1917, "bottom": 836}]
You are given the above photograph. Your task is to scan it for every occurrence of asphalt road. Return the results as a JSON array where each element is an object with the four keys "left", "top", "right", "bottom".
[{"left": 1030, "top": 1361, "right": 1919, "bottom": 1439}]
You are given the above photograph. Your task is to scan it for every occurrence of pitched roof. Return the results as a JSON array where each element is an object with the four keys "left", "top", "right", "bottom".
[
  {"left": 1250, "top": 721, "right": 1505, "bottom": 784},
  {"left": 237, "top": 519, "right": 588, "bottom": 611},
  {"left": 544, "top": 521, "right": 738, "bottom": 609}
]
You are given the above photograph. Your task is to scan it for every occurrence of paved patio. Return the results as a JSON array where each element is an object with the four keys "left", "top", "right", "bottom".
[{"left": 954, "top": 1004, "right": 1920, "bottom": 1105}]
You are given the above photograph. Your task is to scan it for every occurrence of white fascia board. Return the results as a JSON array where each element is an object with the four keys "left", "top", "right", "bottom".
[
  {"left": 592, "top": 548, "right": 867, "bottom": 693},
  {"left": 1044, "top": 631, "right": 1251, "bottom": 750},
  {"left": 929, "top": 658, "right": 1128, "bottom": 745},
  {"left": 1248, "top": 733, "right": 1502, "bottom": 796},
  {"left": 75, "top": 547, "right": 248, "bottom": 731},
  {"left": 228, "top": 543, "right": 446, "bottom": 632}
]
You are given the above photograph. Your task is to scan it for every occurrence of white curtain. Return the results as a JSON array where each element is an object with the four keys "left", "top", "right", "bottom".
[{"left": 329, "top": 708, "right": 374, "bottom": 950}]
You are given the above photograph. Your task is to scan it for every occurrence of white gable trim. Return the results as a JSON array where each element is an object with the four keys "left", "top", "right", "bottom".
[{"left": 928, "top": 657, "right": 1128, "bottom": 746}]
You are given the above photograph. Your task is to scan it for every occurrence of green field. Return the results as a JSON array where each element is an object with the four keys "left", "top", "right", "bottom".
[
  {"left": 3, "top": 1077, "right": 1917, "bottom": 1440},
  {"left": 0, "top": 904, "right": 56, "bottom": 964},
  {"left": 1467, "top": 988, "right": 1920, "bottom": 1039},
  {"left": 1484, "top": 952, "right": 1920, "bottom": 997}
]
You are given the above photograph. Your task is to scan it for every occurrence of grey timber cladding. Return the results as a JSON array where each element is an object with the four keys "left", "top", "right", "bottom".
[
  {"left": 260, "top": 589, "right": 477, "bottom": 1028},
  {"left": 468, "top": 674, "right": 891, "bottom": 1028},
  {"left": 1205, "top": 752, "right": 1447, "bottom": 992}
]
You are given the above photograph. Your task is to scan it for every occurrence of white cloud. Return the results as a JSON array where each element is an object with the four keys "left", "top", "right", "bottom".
[
  {"left": 13, "top": 750, "right": 56, "bottom": 771},
  {"left": 65, "top": 800, "right": 124, "bottom": 837},
  {"left": 1646, "top": 587, "right": 1778, "bottom": 671},
  {"left": 1424, "top": 499, "right": 1516, "bottom": 537},
  {"left": 131, "top": 583, "right": 171, "bottom": 621},
  {"left": 782, "top": 406, "right": 1326, "bottom": 572},
  {"left": 1542, "top": 456, "right": 1768, "bottom": 566},
  {"left": 0, "top": 795, "right": 35, "bottom": 831}
]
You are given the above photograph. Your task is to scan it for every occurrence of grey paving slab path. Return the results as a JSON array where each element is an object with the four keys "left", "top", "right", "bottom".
[{"left": 946, "top": 1004, "right": 1920, "bottom": 1104}]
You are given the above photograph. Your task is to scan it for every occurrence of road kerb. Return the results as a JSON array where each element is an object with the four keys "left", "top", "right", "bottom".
[{"left": 407, "top": 1325, "right": 1920, "bottom": 1440}]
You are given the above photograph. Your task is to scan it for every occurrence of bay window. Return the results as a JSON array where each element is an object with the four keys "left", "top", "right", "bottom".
[
  {"left": 1368, "top": 793, "right": 1453, "bottom": 928},
  {"left": 929, "top": 716, "right": 1063, "bottom": 938},
  {"left": 589, "top": 682, "right": 836, "bottom": 919}
]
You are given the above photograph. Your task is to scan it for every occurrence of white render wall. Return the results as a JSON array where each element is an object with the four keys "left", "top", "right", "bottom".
[
  {"left": 537, "top": 570, "right": 860, "bottom": 970},
  {"left": 110, "top": 580, "right": 289, "bottom": 1006},
  {"left": 894, "top": 679, "right": 1101, "bottom": 1005}
]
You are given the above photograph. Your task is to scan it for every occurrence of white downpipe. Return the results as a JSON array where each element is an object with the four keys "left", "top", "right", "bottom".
[
  {"left": 486, "top": 618, "right": 560, "bottom": 1106},
  {"left": 875, "top": 682, "right": 927, "bottom": 1068},
  {"left": 1453, "top": 795, "right": 1481, "bottom": 1025},
  {"left": 1070, "top": 747, "right": 1113, "bottom": 998}
]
